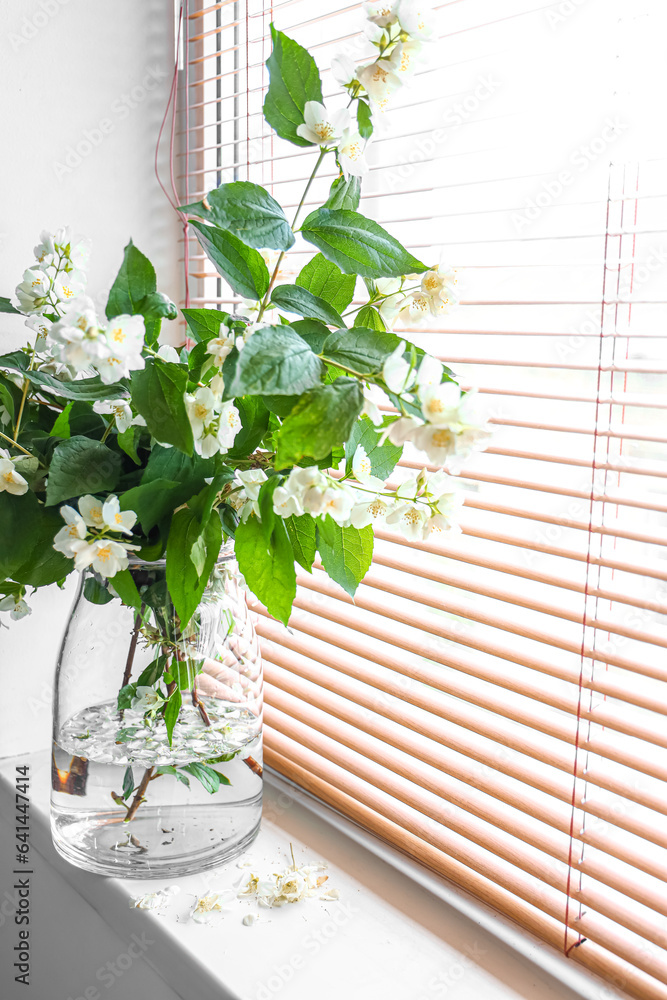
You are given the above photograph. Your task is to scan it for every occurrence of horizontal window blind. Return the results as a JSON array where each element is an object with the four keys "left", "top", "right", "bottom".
[{"left": 178, "top": 1, "right": 667, "bottom": 997}]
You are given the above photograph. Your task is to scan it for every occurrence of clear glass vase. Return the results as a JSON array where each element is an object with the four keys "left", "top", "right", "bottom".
[{"left": 50, "top": 544, "right": 262, "bottom": 878}]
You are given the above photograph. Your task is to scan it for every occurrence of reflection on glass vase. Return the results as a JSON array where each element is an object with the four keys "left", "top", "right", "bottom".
[{"left": 51, "top": 543, "right": 262, "bottom": 878}]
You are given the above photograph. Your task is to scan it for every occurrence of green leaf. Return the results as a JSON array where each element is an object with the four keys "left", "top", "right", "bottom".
[
  {"left": 166, "top": 507, "right": 222, "bottom": 627},
  {"left": 271, "top": 284, "right": 345, "bottom": 328},
  {"left": 317, "top": 518, "right": 374, "bottom": 598},
  {"left": 0, "top": 354, "right": 129, "bottom": 402},
  {"left": 275, "top": 378, "right": 363, "bottom": 467},
  {"left": 142, "top": 447, "right": 216, "bottom": 505},
  {"left": 356, "top": 304, "right": 386, "bottom": 332},
  {"left": 181, "top": 308, "right": 229, "bottom": 344},
  {"left": 321, "top": 326, "right": 416, "bottom": 378},
  {"left": 285, "top": 514, "right": 317, "bottom": 573},
  {"left": 186, "top": 340, "right": 217, "bottom": 383},
  {"left": 136, "top": 655, "right": 166, "bottom": 687},
  {"left": 356, "top": 100, "right": 373, "bottom": 139},
  {"left": 0, "top": 491, "right": 51, "bottom": 580},
  {"left": 117, "top": 684, "right": 137, "bottom": 711},
  {"left": 11, "top": 500, "right": 73, "bottom": 586},
  {"left": 345, "top": 415, "right": 402, "bottom": 480},
  {"left": 0, "top": 296, "right": 20, "bottom": 314},
  {"left": 117, "top": 424, "right": 144, "bottom": 465},
  {"left": 190, "top": 221, "right": 270, "bottom": 300},
  {"left": 49, "top": 403, "right": 72, "bottom": 438},
  {"left": 110, "top": 569, "right": 143, "bottom": 609},
  {"left": 301, "top": 209, "right": 428, "bottom": 278},
  {"left": 130, "top": 358, "right": 194, "bottom": 455},
  {"left": 181, "top": 761, "right": 230, "bottom": 793},
  {"left": 0, "top": 383, "right": 15, "bottom": 424},
  {"left": 295, "top": 254, "right": 356, "bottom": 314},
  {"left": 83, "top": 576, "right": 114, "bottom": 605},
  {"left": 119, "top": 478, "right": 182, "bottom": 533},
  {"left": 263, "top": 24, "right": 324, "bottom": 147},
  {"left": 115, "top": 727, "right": 139, "bottom": 743},
  {"left": 164, "top": 687, "right": 182, "bottom": 747},
  {"left": 45, "top": 436, "right": 121, "bottom": 506},
  {"left": 122, "top": 766, "right": 135, "bottom": 800},
  {"left": 235, "top": 513, "right": 296, "bottom": 626},
  {"left": 324, "top": 175, "right": 361, "bottom": 212},
  {"left": 106, "top": 240, "right": 156, "bottom": 319},
  {"left": 182, "top": 182, "right": 294, "bottom": 252},
  {"left": 155, "top": 765, "right": 190, "bottom": 787},
  {"left": 222, "top": 325, "right": 323, "bottom": 397},
  {"left": 289, "top": 319, "right": 332, "bottom": 355}
]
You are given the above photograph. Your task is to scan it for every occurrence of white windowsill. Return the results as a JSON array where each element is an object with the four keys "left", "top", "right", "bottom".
[{"left": 0, "top": 752, "right": 625, "bottom": 1000}]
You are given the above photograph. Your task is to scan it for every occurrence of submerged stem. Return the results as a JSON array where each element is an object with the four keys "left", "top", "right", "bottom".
[{"left": 124, "top": 767, "right": 154, "bottom": 822}]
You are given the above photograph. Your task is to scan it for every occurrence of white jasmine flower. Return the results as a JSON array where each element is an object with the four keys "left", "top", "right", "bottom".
[
  {"left": 194, "top": 400, "right": 241, "bottom": 458},
  {"left": 416, "top": 353, "right": 443, "bottom": 388},
  {"left": 206, "top": 332, "right": 235, "bottom": 366},
  {"left": 53, "top": 505, "right": 87, "bottom": 555},
  {"left": 376, "top": 277, "right": 404, "bottom": 329},
  {"left": 242, "top": 914, "right": 257, "bottom": 926},
  {"left": 411, "top": 424, "right": 457, "bottom": 463},
  {"left": 0, "top": 595, "right": 31, "bottom": 621},
  {"left": 131, "top": 686, "right": 164, "bottom": 712},
  {"left": 236, "top": 469, "right": 268, "bottom": 501},
  {"left": 102, "top": 495, "right": 137, "bottom": 535},
  {"left": 49, "top": 296, "right": 109, "bottom": 372},
  {"left": 313, "top": 485, "right": 356, "bottom": 524},
  {"left": 382, "top": 341, "right": 415, "bottom": 393},
  {"left": 357, "top": 61, "right": 402, "bottom": 109},
  {"left": 78, "top": 494, "right": 105, "bottom": 528},
  {"left": 337, "top": 129, "right": 369, "bottom": 178},
  {"left": 396, "top": 0, "right": 434, "bottom": 39},
  {"left": 52, "top": 270, "right": 85, "bottom": 307},
  {"left": 191, "top": 889, "right": 236, "bottom": 924},
  {"left": 130, "top": 892, "right": 164, "bottom": 911},
  {"left": 331, "top": 53, "right": 357, "bottom": 86},
  {"left": 296, "top": 101, "right": 350, "bottom": 146},
  {"left": 378, "top": 413, "right": 423, "bottom": 446},
  {"left": 97, "top": 315, "right": 146, "bottom": 384},
  {"left": 156, "top": 344, "right": 180, "bottom": 363},
  {"left": 361, "top": 384, "right": 384, "bottom": 425},
  {"left": 398, "top": 291, "right": 432, "bottom": 324},
  {"left": 383, "top": 40, "right": 423, "bottom": 79},
  {"left": 186, "top": 386, "right": 217, "bottom": 440},
  {"left": 93, "top": 399, "right": 133, "bottom": 433},
  {"left": 386, "top": 501, "right": 429, "bottom": 540},
  {"left": 349, "top": 494, "right": 393, "bottom": 528},
  {"left": 73, "top": 538, "right": 138, "bottom": 577},
  {"left": 420, "top": 264, "right": 458, "bottom": 315},
  {"left": 272, "top": 485, "right": 304, "bottom": 518},
  {"left": 216, "top": 400, "right": 242, "bottom": 450},
  {"left": 363, "top": 0, "right": 400, "bottom": 27},
  {"left": 0, "top": 451, "right": 29, "bottom": 496},
  {"left": 351, "top": 445, "right": 385, "bottom": 489},
  {"left": 14, "top": 267, "right": 51, "bottom": 314},
  {"left": 419, "top": 381, "right": 466, "bottom": 425},
  {"left": 25, "top": 314, "right": 52, "bottom": 349}
]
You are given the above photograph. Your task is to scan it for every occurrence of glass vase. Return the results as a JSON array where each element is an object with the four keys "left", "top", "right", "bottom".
[{"left": 50, "top": 544, "right": 262, "bottom": 878}]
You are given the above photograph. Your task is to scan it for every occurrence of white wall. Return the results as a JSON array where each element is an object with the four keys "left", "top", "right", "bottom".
[{"left": 0, "top": 0, "right": 182, "bottom": 756}]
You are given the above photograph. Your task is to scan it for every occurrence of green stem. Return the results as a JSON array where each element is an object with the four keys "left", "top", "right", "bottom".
[
  {"left": 0, "top": 430, "right": 33, "bottom": 457},
  {"left": 256, "top": 148, "right": 328, "bottom": 323},
  {"left": 100, "top": 422, "right": 114, "bottom": 443}
]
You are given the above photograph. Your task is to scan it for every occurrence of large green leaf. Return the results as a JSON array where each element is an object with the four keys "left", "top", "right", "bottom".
[
  {"left": 130, "top": 358, "right": 194, "bottom": 455},
  {"left": 190, "top": 221, "right": 270, "bottom": 300},
  {"left": 166, "top": 507, "right": 222, "bottom": 627},
  {"left": 181, "top": 308, "right": 229, "bottom": 344},
  {"left": 181, "top": 182, "right": 294, "bottom": 251},
  {"left": 323, "top": 175, "right": 361, "bottom": 212},
  {"left": 295, "top": 254, "right": 356, "bottom": 314},
  {"left": 142, "top": 446, "right": 216, "bottom": 503},
  {"left": 111, "top": 569, "right": 143, "bottom": 610},
  {"left": 0, "top": 353, "right": 128, "bottom": 402},
  {"left": 301, "top": 209, "right": 428, "bottom": 278},
  {"left": 356, "top": 304, "right": 386, "bottom": 332},
  {"left": 263, "top": 25, "right": 323, "bottom": 147},
  {"left": 0, "top": 297, "right": 20, "bottom": 315},
  {"left": 119, "top": 478, "right": 182, "bottom": 533},
  {"left": 275, "top": 378, "right": 363, "bottom": 467},
  {"left": 105, "top": 241, "right": 176, "bottom": 344},
  {"left": 222, "top": 325, "right": 323, "bottom": 397},
  {"left": 290, "top": 319, "right": 332, "bottom": 355},
  {"left": 235, "top": 512, "right": 296, "bottom": 626},
  {"left": 0, "top": 491, "right": 69, "bottom": 584},
  {"left": 317, "top": 518, "right": 374, "bottom": 598},
  {"left": 45, "top": 436, "right": 121, "bottom": 506},
  {"left": 345, "top": 415, "right": 403, "bottom": 480},
  {"left": 227, "top": 396, "right": 270, "bottom": 458},
  {"left": 321, "top": 326, "right": 414, "bottom": 377},
  {"left": 285, "top": 514, "right": 317, "bottom": 573},
  {"left": 270, "top": 284, "right": 345, "bottom": 328}
]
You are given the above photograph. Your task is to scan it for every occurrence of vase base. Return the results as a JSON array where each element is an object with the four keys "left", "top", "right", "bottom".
[{"left": 50, "top": 795, "right": 262, "bottom": 879}]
